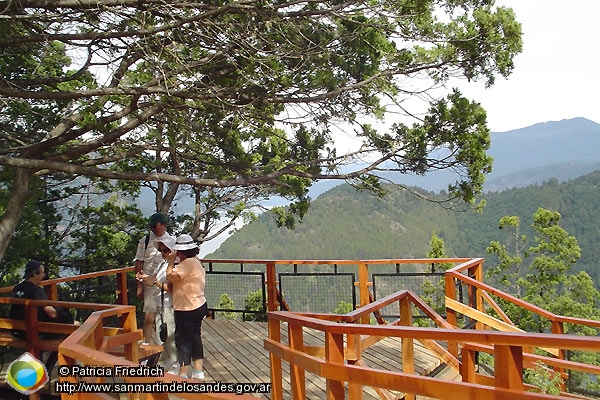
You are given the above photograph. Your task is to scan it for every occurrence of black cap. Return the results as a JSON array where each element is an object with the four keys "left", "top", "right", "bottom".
[
  {"left": 24, "top": 260, "right": 43, "bottom": 279},
  {"left": 148, "top": 213, "right": 168, "bottom": 227}
]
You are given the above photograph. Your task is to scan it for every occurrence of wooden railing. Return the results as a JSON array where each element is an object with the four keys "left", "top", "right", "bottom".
[
  {"left": 252, "top": 258, "right": 600, "bottom": 399},
  {"left": 202, "top": 258, "right": 470, "bottom": 316},
  {"left": 266, "top": 307, "right": 600, "bottom": 399},
  {"left": 0, "top": 265, "right": 258, "bottom": 400},
  {"left": 0, "top": 266, "right": 132, "bottom": 304},
  {"left": 2, "top": 258, "right": 598, "bottom": 399},
  {"left": 57, "top": 299, "right": 257, "bottom": 400}
]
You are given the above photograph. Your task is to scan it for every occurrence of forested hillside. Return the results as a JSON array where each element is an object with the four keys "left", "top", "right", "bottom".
[{"left": 209, "top": 171, "right": 600, "bottom": 284}]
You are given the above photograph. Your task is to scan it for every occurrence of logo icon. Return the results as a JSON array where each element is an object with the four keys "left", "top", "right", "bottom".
[{"left": 6, "top": 352, "right": 49, "bottom": 395}]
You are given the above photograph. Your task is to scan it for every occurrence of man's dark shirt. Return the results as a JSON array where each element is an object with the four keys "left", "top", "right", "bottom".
[
  {"left": 9, "top": 280, "right": 55, "bottom": 338},
  {"left": 10, "top": 280, "right": 51, "bottom": 321}
]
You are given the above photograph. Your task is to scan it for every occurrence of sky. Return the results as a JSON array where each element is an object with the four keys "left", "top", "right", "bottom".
[{"left": 457, "top": 0, "right": 600, "bottom": 132}]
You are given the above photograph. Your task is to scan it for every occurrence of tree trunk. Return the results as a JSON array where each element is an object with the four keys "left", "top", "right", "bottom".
[{"left": 0, "top": 168, "right": 35, "bottom": 262}]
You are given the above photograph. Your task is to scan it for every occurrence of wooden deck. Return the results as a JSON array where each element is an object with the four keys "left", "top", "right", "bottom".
[
  {"left": 202, "top": 319, "right": 447, "bottom": 399},
  {"left": 0, "top": 319, "right": 452, "bottom": 399}
]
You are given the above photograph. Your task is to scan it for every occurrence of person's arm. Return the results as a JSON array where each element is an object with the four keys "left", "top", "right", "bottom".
[
  {"left": 134, "top": 259, "right": 144, "bottom": 274},
  {"left": 43, "top": 305, "right": 58, "bottom": 319},
  {"left": 133, "top": 236, "right": 146, "bottom": 273},
  {"left": 166, "top": 251, "right": 182, "bottom": 282},
  {"left": 33, "top": 287, "right": 58, "bottom": 320}
]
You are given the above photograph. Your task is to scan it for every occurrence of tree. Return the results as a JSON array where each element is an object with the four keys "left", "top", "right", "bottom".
[
  {"left": 485, "top": 208, "right": 589, "bottom": 332},
  {"left": 218, "top": 293, "right": 237, "bottom": 320},
  {"left": 0, "top": 0, "right": 523, "bottom": 262},
  {"left": 243, "top": 289, "right": 267, "bottom": 321},
  {"left": 66, "top": 196, "right": 147, "bottom": 272},
  {"left": 486, "top": 208, "right": 600, "bottom": 394},
  {"left": 420, "top": 233, "right": 449, "bottom": 324}
]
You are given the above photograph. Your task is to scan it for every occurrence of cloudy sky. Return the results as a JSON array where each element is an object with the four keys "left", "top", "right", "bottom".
[{"left": 459, "top": 1, "right": 600, "bottom": 132}]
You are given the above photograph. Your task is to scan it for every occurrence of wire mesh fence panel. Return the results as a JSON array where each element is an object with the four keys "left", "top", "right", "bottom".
[
  {"left": 373, "top": 273, "right": 446, "bottom": 319},
  {"left": 279, "top": 273, "right": 356, "bottom": 314},
  {"left": 205, "top": 271, "right": 265, "bottom": 318}
]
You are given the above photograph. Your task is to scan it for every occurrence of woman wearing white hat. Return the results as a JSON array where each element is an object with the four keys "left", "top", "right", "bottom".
[{"left": 165, "top": 234, "right": 207, "bottom": 380}]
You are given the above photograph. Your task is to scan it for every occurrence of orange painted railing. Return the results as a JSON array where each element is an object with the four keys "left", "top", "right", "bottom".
[
  {"left": 2, "top": 258, "right": 599, "bottom": 399},
  {"left": 266, "top": 307, "right": 600, "bottom": 399},
  {"left": 0, "top": 265, "right": 257, "bottom": 400}
]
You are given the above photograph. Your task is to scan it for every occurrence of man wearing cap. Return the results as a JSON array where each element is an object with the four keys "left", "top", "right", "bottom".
[{"left": 134, "top": 212, "right": 172, "bottom": 344}]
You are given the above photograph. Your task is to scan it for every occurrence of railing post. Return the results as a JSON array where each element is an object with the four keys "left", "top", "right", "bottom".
[
  {"left": 121, "top": 307, "right": 139, "bottom": 362},
  {"left": 24, "top": 302, "right": 40, "bottom": 358},
  {"left": 400, "top": 296, "right": 415, "bottom": 400},
  {"left": 347, "top": 331, "right": 363, "bottom": 400},
  {"left": 116, "top": 269, "right": 129, "bottom": 305},
  {"left": 551, "top": 320, "right": 567, "bottom": 391},
  {"left": 357, "top": 263, "right": 370, "bottom": 324},
  {"left": 288, "top": 322, "right": 306, "bottom": 399},
  {"left": 494, "top": 344, "right": 523, "bottom": 391},
  {"left": 445, "top": 272, "right": 458, "bottom": 357},
  {"left": 325, "top": 331, "right": 345, "bottom": 399},
  {"left": 468, "top": 261, "right": 484, "bottom": 331},
  {"left": 44, "top": 283, "right": 58, "bottom": 301},
  {"left": 268, "top": 317, "right": 283, "bottom": 400},
  {"left": 266, "top": 262, "right": 279, "bottom": 312},
  {"left": 460, "top": 347, "right": 477, "bottom": 384},
  {"left": 57, "top": 352, "right": 81, "bottom": 399}
]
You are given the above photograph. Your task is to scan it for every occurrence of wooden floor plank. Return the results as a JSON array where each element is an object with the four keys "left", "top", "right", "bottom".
[{"left": 201, "top": 319, "right": 453, "bottom": 400}]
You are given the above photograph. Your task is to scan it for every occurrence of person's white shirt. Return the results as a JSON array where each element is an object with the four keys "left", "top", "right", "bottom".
[
  {"left": 154, "top": 261, "right": 173, "bottom": 308},
  {"left": 135, "top": 232, "right": 171, "bottom": 274}
]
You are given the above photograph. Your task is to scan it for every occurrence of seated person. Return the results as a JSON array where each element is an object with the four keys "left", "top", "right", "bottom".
[
  {"left": 9, "top": 260, "right": 75, "bottom": 373},
  {"left": 10, "top": 260, "right": 75, "bottom": 338}
]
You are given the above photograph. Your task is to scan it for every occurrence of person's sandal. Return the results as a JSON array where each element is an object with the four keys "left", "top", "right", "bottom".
[{"left": 189, "top": 368, "right": 205, "bottom": 380}]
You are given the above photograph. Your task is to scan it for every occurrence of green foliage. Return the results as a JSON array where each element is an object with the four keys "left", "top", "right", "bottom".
[
  {"left": 485, "top": 208, "right": 589, "bottom": 331},
  {"left": 212, "top": 183, "right": 457, "bottom": 260},
  {"left": 333, "top": 301, "right": 354, "bottom": 315},
  {"left": 67, "top": 196, "right": 147, "bottom": 272},
  {"left": 0, "top": 0, "right": 523, "bottom": 262},
  {"left": 218, "top": 293, "right": 237, "bottom": 320},
  {"left": 524, "top": 361, "right": 564, "bottom": 395},
  {"left": 213, "top": 172, "right": 600, "bottom": 290},
  {"left": 243, "top": 289, "right": 267, "bottom": 322},
  {"left": 418, "top": 233, "right": 449, "bottom": 320},
  {"left": 485, "top": 208, "right": 600, "bottom": 394}
]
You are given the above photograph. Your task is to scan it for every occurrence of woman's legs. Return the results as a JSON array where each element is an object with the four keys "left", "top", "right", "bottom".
[
  {"left": 191, "top": 303, "right": 208, "bottom": 372},
  {"left": 174, "top": 303, "right": 207, "bottom": 375}
]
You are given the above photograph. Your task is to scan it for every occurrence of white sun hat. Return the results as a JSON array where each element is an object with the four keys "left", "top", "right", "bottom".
[
  {"left": 154, "top": 235, "right": 176, "bottom": 251},
  {"left": 173, "top": 234, "right": 198, "bottom": 251}
]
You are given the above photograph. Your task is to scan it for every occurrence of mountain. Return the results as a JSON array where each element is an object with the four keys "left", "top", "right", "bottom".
[
  {"left": 483, "top": 117, "right": 600, "bottom": 192},
  {"left": 138, "top": 118, "right": 600, "bottom": 210},
  {"left": 305, "top": 117, "right": 600, "bottom": 196},
  {"left": 209, "top": 171, "right": 600, "bottom": 284}
]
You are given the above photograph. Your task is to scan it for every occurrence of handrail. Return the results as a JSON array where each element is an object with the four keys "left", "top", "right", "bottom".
[
  {"left": 446, "top": 262, "right": 600, "bottom": 331},
  {"left": 0, "top": 266, "right": 134, "bottom": 307},
  {"left": 268, "top": 311, "right": 600, "bottom": 352},
  {"left": 4, "top": 257, "right": 598, "bottom": 399},
  {"left": 266, "top": 307, "right": 600, "bottom": 399},
  {"left": 58, "top": 304, "right": 261, "bottom": 400}
]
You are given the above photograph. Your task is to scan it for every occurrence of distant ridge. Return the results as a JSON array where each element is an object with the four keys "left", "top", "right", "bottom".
[
  {"left": 137, "top": 117, "right": 600, "bottom": 258},
  {"left": 301, "top": 117, "right": 600, "bottom": 198},
  {"left": 210, "top": 170, "right": 600, "bottom": 286},
  {"left": 488, "top": 117, "right": 600, "bottom": 177}
]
